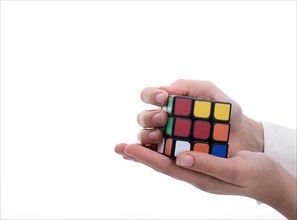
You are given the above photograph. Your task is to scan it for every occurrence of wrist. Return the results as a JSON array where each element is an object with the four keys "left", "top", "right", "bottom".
[
  {"left": 240, "top": 116, "right": 264, "bottom": 152},
  {"left": 247, "top": 116, "right": 264, "bottom": 152}
]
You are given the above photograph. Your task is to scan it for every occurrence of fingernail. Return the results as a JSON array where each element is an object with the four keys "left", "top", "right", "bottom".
[
  {"left": 152, "top": 113, "right": 162, "bottom": 123},
  {"left": 155, "top": 93, "right": 165, "bottom": 104},
  {"left": 148, "top": 131, "right": 158, "bottom": 141},
  {"left": 176, "top": 154, "right": 194, "bottom": 167}
]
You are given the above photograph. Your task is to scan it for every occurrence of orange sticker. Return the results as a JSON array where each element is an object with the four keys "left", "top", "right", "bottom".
[
  {"left": 164, "top": 138, "right": 173, "bottom": 156},
  {"left": 213, "top": 123, "right": 230, "bottom": 142},
  {"left": 193, "top": 143, "right": 210, "bottom": 153}
]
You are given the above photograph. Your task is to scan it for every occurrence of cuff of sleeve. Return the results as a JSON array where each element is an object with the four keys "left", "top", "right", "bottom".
[{"left": 262, "top": 121, "right": 296, "bottom": 177}]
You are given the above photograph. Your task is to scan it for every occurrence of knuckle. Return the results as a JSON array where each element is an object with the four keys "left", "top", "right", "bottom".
[{"left": 204, "top": 80, "right": 215, "bottom": 88}]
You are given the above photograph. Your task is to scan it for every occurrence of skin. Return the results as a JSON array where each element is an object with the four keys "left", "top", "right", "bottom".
[{"left": 114, "top": 79, "right": 297, "bottom": 219}]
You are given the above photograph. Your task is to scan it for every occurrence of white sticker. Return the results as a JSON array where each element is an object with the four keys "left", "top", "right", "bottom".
[
  {"left": 174, "top": 140, "right": 191, "bottom": 157},
  {"left": 157, "top": 138, "right": 165, "bottom": 154}
]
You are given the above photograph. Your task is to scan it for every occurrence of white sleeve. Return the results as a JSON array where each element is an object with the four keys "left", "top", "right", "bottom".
[{"left": 262, "top": 121, "right": 296, "bottom": 177}]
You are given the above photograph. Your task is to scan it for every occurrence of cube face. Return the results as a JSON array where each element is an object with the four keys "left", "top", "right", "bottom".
[{"left": 158, "top": 95, "right": 232, "bottom": 159}]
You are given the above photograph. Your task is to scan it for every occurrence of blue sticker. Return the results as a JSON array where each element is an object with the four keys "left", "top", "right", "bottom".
[{"left": 211, "top": 144, "right": 228, "bottom": 158}]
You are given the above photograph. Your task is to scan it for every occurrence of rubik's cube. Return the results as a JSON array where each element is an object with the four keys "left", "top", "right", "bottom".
[{"left": 157, "top": 95, "right": 232, "bottom": 158}]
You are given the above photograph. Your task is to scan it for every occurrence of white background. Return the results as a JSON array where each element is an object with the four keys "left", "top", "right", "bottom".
[{"left": 1, "top": 1, "right": 296, "bottom": 219}]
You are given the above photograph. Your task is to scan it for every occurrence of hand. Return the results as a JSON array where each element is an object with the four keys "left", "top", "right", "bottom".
[
  {"left": 114, "top": 79, "right": 296, "bottom": 219},
  {"left": 115, "top": 143, "right": 297, "bottom": 219},
  {"left": 136, "top": 79, "right": 264, "bottom": 155}
]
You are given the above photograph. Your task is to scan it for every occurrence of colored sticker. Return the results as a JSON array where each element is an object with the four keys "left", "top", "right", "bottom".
[
  {"left": 157, "top": 138, "right": 165, "bottom": 154},
  {"left": 213, "top": 123, "right": 230, "bottom": 142},
  {"left": 193, "top": 120, "right": 211, "bottom": 140},
  {"left": 164, "top": 138, "right": 173, "bottom": 156},
  {"left": 167, "top": 96, "right": 174, "bottom": 115},
  {"left": 174, "top": 97, "right": 192, "bottom": 116},
  {"left": 174, "top": 140, "right": 191, "bottom": 157},
  {"left": 174, "top": 118, "right": 192, "bottom": 138},
  {"left": 165, "top": 117, "right": 174, "bottom": 136},
  {"left": 211, "top": 144, "right": 228, "bottom": 158},
  {"left": 193, "top": 142, "right": 210, "bottom": 154},
  {"left": 193, "top": 100, "right": 211, "bottom": 119},
  {"left": 213, "top": 103, "right": 231, "bottom": 121}
]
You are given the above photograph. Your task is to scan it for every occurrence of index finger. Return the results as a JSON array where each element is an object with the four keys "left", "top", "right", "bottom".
[
  {"left": 161, "top": 79, "right": 231, "bottom": 102},
  {"left": 140, "top": 80, "right": 233, "bottom": 107},
  {"left": 140, "top": 87, "right": 168, "bottom": 106},
  {"left": 140, "top": 86, "right": 189, "bottom": 106}
]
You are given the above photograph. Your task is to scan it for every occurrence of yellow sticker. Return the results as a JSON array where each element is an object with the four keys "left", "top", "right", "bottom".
[
  {"left": 193, "top": 100, "right": 211, "bottom": 118},
  {"left": 214, "top": 103, "right": 230, "bottom": 121}
]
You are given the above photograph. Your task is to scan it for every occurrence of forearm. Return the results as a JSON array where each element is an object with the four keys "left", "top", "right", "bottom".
[
  {"left": 276, "top": 172, "right": 296, "bottom": 220},
  {"left": 263, "top": 166, "right": 297, "bottom": 220}
]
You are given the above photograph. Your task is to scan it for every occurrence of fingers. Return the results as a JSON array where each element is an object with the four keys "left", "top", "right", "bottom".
[
  {"left": 114, "top": 143, "right": 126, "bottom": 155},
  {"left": 168, "top": 79, "right": 230, "bottom": 102},
  {"left": 153, "top": 79, "right": 243, "bottom": 140},
  {"left": 137, "top": 129, "right": 163, "bottom": 145},
  {"left": 118, "top": 144, "right": 243, "bottom": 195},
  {"left": 176, "top": 151, "right": 245, "bottom": 187},
  {"left": 140, "top": 85, "right": 189, "bottom": 106},
  {"left": 114, "top": 143, "right": 137, "bottom": 161},
  {"left": 115, "top": 143, "right": 195, "bottom": 182},
  {"left": 122, "top": 143, "right": 194, "bottom": 180},
  {"left": 114, "top": 143, "right": 158, "bottom": 161},
  {"left": 166, "top": 80, "right": 243, "bottom": 129},
  {"left": 137, "top": 109, "right": 167, "bottom": 128},
  {"left": 141, "top": 80, "right": 234, "bottom": 107},
  {"left": 140, "top": 87, "right": 168, "bottom": 106}
]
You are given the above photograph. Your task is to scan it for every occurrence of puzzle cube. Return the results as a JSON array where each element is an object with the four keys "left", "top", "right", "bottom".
[{"left": 157, "top": 95, "right": 231, "bottom": 159}]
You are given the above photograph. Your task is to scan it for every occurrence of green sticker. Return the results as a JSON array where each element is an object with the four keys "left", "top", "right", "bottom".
[
  {"left": 166, "top": 96, "right": 174, "bottom": 115},
  {"left": 165, "top": 117, "right": 174, "bottom": 136}
]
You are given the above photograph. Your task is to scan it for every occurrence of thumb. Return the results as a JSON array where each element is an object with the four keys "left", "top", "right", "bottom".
[{"left": 176, "top": 152, "right": 241, "bottom": 185}]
